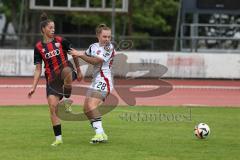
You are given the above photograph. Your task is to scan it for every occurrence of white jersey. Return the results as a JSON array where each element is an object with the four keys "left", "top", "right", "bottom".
[{"left": 85, "top": 42, "right": 115, "bottom": 95}]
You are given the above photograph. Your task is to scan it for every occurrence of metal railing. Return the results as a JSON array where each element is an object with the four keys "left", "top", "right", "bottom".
[
  {"left": 181, "top": 23, "right": 240, "bottom": 52},
  {"left": 2, "top": 24, "right": 240, "bottom": 53},
  {"left": 0, "top": 33, "right": 175, "bottom": 51}
]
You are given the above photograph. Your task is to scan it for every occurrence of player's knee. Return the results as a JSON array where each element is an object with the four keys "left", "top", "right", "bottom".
[
  {"left": 49, "top": 105, "right": 57, "bottom": 114},
  {"left": 84, "top": 103, "right": 98, "bottom": 113}
]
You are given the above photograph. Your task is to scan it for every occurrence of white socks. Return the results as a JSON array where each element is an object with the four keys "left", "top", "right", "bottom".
[
  {"left": 92, "top": 121, "right": 104, "bottom": 134},
  {"left": 56, "top": 135, "right": 62, "bottom": 141}
]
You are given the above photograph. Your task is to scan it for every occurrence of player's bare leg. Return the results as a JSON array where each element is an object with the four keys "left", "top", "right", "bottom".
[
  {"left": 47, "top": 95, "right": 63, "bottom": 146},
  {"left": 60, "top": 67, "right": 73, "bottom": 112},
  {"left": 61, "top": 66, "right": 73, "bottom": 98},
  {"left": 84, "top": 91, "right": 108, "bottom": 143}
]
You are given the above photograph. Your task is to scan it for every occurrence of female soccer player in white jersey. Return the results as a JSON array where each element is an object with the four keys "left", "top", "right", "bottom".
[{"left": 70, "top": 24, "right": 115, "bottom": 143}]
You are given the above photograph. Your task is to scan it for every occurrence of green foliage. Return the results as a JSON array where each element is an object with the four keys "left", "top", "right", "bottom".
[
  {"left": 0, "top": 0, "right": 179, "bottom": 36},
  {"left": 0, "top": 0, "right": 23, "bottom": 34},
  {"left": 69, "top": 13, "right": 111, "bottom": 27},
  {"left": 0, "top": 0, "right": 11, "bottom": 20},
  {"left": 0, "top": 5, "right": 11, "bottom": 20},
  {"left": 65, "top": 0, "right": 179, "bottom": 36},
  {"left": 132, "top": 0, "right": 179, "bottom": 35}
]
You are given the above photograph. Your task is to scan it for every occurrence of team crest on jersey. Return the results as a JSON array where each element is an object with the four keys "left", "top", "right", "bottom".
[
  {"left": 55, "top": 43, "right": 60, "bottom": 48},
  {"left": 104, "top": 44, "right": 111, "bottom": 52}
]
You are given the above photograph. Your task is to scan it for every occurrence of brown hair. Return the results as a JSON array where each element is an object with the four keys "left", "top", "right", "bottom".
[
  {"left": 95, "top": 24, "right": 111, "bottom": 36},
  {"left": 40, "top": 12, "right": 53, "bottom": 33}
]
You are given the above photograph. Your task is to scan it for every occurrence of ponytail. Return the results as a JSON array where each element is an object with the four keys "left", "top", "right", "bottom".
[{"left": 40, "top": 12, "right": 53, "bottom": 33}]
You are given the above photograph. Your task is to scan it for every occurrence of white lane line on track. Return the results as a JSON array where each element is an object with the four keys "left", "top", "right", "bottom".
[{"left": 0, "top": 84, "right": 240, "bottom": 90}]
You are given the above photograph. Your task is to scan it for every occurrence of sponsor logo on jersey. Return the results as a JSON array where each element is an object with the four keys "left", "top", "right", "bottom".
[
  {"left": 45, "top": 49, "right": 60, "bottom": 59},
  {"left": 103, "top": 52, "right": 110, "bottom": 57}
]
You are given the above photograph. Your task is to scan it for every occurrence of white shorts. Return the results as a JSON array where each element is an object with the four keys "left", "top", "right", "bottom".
[{"left": 88, "top": 75, "right": 113, "bottom": 99}]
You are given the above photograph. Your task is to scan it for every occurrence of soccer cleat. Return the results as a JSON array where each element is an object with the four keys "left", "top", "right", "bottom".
[
  {"left": 102, "top": 133, "right": 108, "bottom": 141},
  {"left": 91, "top": 133, "right": 108, "bottom": 144},
  {"left": 51, "top": 139, "right": 63, "bottom": 146},
  {"left": 60, "top": 98, "right": 73, "bottom": 113}
]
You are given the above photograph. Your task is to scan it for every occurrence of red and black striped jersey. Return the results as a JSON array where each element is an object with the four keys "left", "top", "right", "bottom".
[{"left": 34, "top": 36, "right": 73, "bottom": 81}]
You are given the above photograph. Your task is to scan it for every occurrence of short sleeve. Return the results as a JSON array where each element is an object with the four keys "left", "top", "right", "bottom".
[
  {"left": 34, "top": 47, "right": 42, "bottom": 65},
  {"left": 62, "top": 38, "right": 73, "bottom": 51},
  {"left": 85, "top": 44, "right": 98, "bottom": 57}
]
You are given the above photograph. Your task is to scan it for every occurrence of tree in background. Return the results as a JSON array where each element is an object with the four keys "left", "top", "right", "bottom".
[
  {"left": 0, "top": 0, "right": 179, "bottom": 49},
  {"left": 62, "top": 0, "right": 179, "bottom": 50},
  {"left": 66, "top": 0, "right": 179, "bottom": 37},
  {"left": 0, "top": 0, "right": 34, "bottom": 48},
  {"left": 131, "top": 0, "right": 179, "bottom": 36},
  {"left": 0, "top": 0, "right": 20, "bottom": 46}
]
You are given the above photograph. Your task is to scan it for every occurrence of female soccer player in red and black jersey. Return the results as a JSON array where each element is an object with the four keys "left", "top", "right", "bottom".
[{"left": 28, "top": 12, "right": 82, "bottom": 146}]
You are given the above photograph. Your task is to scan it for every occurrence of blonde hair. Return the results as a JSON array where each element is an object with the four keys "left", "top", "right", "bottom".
[{"left": 95, "top": 24, "right": 111, "bottom": 36}]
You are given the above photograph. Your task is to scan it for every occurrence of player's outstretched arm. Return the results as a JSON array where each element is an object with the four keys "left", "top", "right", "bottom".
[
  {"left": 69, "top": 48, "right": 103, "bottom": 65},
  {"left": 28, "top": 64, "right": 42, "bottom": 98},
  {"left": 68, "top": 48, "right": 84, "bottom": 57}
]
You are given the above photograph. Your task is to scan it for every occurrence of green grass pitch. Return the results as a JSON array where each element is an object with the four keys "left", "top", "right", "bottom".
[{"left": 0, "top": 105, "right": 239, "bottom": 160}]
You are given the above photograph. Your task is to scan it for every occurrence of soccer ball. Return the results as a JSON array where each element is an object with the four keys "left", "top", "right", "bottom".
[{"left": 194, "top": 123, "right": 210, "bottom": 139}]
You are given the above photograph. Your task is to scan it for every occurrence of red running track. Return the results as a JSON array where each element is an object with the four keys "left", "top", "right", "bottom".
[{"left": 0, "top": 77, "right": 240, "bottom": 107}]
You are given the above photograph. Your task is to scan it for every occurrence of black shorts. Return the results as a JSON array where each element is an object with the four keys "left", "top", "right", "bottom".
[{"left": 46, "top": 68, "right": 77, "bottom": 100}]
